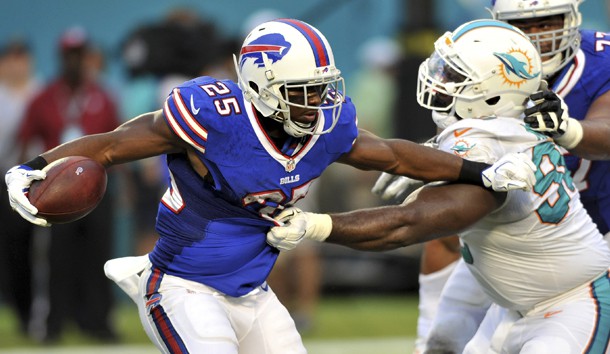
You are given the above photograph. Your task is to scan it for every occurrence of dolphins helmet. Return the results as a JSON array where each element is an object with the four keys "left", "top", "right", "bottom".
[
  {"left": 490, "top": 0, "right": 582, "bottom": 78},
  {"left": 417, "top": 20, "right": 542, "bottom": 120},
  {"left": 235, "top": 19, "right": 344, "bottom": 137}
]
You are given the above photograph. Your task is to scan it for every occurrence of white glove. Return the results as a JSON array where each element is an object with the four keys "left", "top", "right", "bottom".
[
  {"left": 524, "top": 89, "right": 583, "bottom": 149},
  {"left": 371, "top": 173, "right": 425, "bottom": 204},
  {"left": 482, "top": 152, "right": 537, "bottom": 192},
  {"left": 5, "top": 165, "right": 50, "bottom": 227},
  {"left": 266, "top": 207, "right": 332, "bottom": 251}
]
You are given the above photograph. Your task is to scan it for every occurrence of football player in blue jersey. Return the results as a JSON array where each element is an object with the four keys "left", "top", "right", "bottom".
[
  {"left": 5, "top": 19, "right": 536, "bottom": 354},
  {"left": 373, "top": 1, "right": 610, "bottom": 352}
]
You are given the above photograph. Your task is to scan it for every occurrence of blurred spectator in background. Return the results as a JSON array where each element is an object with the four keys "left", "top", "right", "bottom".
[
  {"left": 391, "top": 0, "right": 440, "bottom": 143},
  {"left": 350, "top": 36, "right": 401, "bottom": 138},
  {"left": 121, "top": 6, "right": 225, "bottom": 102},
  {"left": 201, "top": 36, "right": 241, "bottom": 81},
  {"left": 391, "top": 28, "right": 439, "bottom": 143},
  {"left": 83, "top": 42, "right": 107, "bottom": 83},
  {"left": 0, "top": 37, "right": 42, "bottom": 337},
  {"left": 16, "top": 26, "right": 120, "bottom": 343}
]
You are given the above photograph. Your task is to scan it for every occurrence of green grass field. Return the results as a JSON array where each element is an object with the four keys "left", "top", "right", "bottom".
[{"left": 0, "top": 294, "right": 419, "bottom": 353}]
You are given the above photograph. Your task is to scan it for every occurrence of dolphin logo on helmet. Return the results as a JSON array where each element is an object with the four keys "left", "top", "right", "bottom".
[{"left": 494, "top": 52, "right": 540, "bottom": 81}]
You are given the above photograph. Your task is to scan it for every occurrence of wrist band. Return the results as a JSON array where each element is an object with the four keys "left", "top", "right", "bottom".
[
  {"left": 458, "top": 159, "right": 490, "bottom": 187},
  {"left": 555, "top": 118, "right": 583, "bottom": 150},
  {"left": 23, "top": 156, "right": 48, "bottom": 170}
]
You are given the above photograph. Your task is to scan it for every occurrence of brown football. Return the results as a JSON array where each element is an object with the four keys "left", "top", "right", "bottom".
[{"left": 28, "top": 156, "right": 107, "bottom": 224}]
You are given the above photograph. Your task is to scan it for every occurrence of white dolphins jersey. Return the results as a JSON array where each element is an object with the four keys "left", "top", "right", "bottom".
[{"left": 437, "top": 117, "right": 610, "bottom": 312}]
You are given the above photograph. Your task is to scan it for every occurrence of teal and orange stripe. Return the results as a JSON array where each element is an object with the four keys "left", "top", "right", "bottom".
[{"left": 584, "top": 270, "right": 610, "bottom": 354}]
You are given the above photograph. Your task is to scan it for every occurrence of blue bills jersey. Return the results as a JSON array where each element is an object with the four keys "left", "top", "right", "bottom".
[
  {"left": 149, "top": 76, "right": 358, "bottom": 297},
  {"left": 551, "top": 30, "right": 610, "bottom": 234}
]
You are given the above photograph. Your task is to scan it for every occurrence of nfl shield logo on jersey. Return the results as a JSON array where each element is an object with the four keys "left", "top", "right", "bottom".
[{"left": 285, "top": 159, "right": 296, "bottom": 172}]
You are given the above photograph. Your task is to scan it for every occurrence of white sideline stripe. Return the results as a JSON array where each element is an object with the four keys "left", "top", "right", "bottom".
[{"left": 0, "top": 337, "right": 415, "bottom": 354}]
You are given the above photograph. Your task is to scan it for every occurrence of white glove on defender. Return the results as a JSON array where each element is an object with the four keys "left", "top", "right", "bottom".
[
  {"left": 266, "top": 207, "right": 332, "bottom": 251},
  {"left": 372, "top": 173, "right": 425, "bottom": 204},
  {"left": 482, "top": 152, "right": 537, "bottom": 192},
  {"left": 5, "top": 165, "right": 50, "bottom": 227}
]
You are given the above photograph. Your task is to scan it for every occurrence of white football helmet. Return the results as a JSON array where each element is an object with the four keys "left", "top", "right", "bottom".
[
  {"left": 235, "top": 19, "right": 344, "bottom": 137},
  {"left": 490, "top": 0, "right": 582, "bottom": 78},
  {"left": 417, "top": 19, "right": 542, "bottom": 120}
]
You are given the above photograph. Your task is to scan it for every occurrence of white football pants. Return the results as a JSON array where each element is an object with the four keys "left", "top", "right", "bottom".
[{"left": 106, "top": 256, "right": 306, "bottom": 354}]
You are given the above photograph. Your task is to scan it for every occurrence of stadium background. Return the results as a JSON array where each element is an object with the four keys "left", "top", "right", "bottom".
[
  {"left": 3, "top": 0, "right": 607, "bottom": 88},
  {"left": 0, "top": 1, "right": 608, "bottom": 353}
]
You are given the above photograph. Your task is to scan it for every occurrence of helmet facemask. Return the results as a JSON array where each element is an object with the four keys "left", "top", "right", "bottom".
[
  {"left": 417, "top": 50, "right": 473, "bottom": 114},
  {"left": 265, "top": 73, "right": 344, "bottom": 137}
]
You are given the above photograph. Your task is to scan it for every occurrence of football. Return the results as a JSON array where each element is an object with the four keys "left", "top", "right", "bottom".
[{"left": 28, "top": 156, "right": 107, "bottom": 224}]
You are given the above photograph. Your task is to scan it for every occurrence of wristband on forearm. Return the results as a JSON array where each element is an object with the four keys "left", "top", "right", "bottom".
[
  {"left": 555, "top": 117, "right": 583, "bottom": 150},
  {"left": 22, "top": 156, "right": 48, "bottom": 170},
  {"left": 457, "top": 159, "right": 490, "bottom": 187}
]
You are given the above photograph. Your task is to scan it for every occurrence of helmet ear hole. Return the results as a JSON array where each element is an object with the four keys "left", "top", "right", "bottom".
[
  {"left": 485, "top": 96, "right": 501, "bottom": 106},
  {"left": 249, "top": 81, "right": 259, "bottom": 94}
]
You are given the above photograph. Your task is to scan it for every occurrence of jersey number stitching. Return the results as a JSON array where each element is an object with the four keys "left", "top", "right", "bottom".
[
  {"left": 531, "top": 142, "right": 577, "bottom": 224},
  {"left": 200, "top": 82, "right": 242, "bottom": 116}
]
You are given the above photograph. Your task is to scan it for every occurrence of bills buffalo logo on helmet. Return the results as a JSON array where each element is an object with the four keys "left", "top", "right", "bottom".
[{"left": 240, "top": 34, "right": 292, "bottom": 68}]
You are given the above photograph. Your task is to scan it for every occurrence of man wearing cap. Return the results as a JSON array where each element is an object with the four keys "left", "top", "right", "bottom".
[
  {"left": 16, "top": 26, "right": 120, "bottom": 343},
  {"left": 0, "top": 37, "right": 41, "bottom": 337}
]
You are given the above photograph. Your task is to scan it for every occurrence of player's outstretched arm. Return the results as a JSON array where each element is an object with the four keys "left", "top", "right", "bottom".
[
  {"left": 339, "top": 129, "right": 535, "bottom": 192},
  {"left": 40, "top": 109, "right": 186, "bottom": 167},
  {"left": 5, "top": 109, "right": 187, "bottom": 226},
  {"left": 267, "top": 183, "right": 502, "bottom": 251}
]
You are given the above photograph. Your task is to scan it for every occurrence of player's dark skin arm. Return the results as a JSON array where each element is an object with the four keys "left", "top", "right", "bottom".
[
  {"left": 323, "top": 183, "right": 503, "bottom": 251},
  {"left": 39, "top": 109, "right": 203, "bottom": 170},
  {"left": 571, "top": 90, "right": 610, "bottom": 160},
  {"left": 338, "top": 129, "right": 479, "bottom": 183}
]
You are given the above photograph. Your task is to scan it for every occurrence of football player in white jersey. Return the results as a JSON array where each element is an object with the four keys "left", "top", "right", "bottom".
[
  {"left": 428, "top": 1, "right": 610, "bottom": 352},
  {"left": 4, "top": 19, "right": 536, "bottom": 354},
  {"left": 375, "top": 1, "right": 610, "bottom": 352},
  {"left": 267, "top": 19, "right": 610, "bottom": 353}
]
